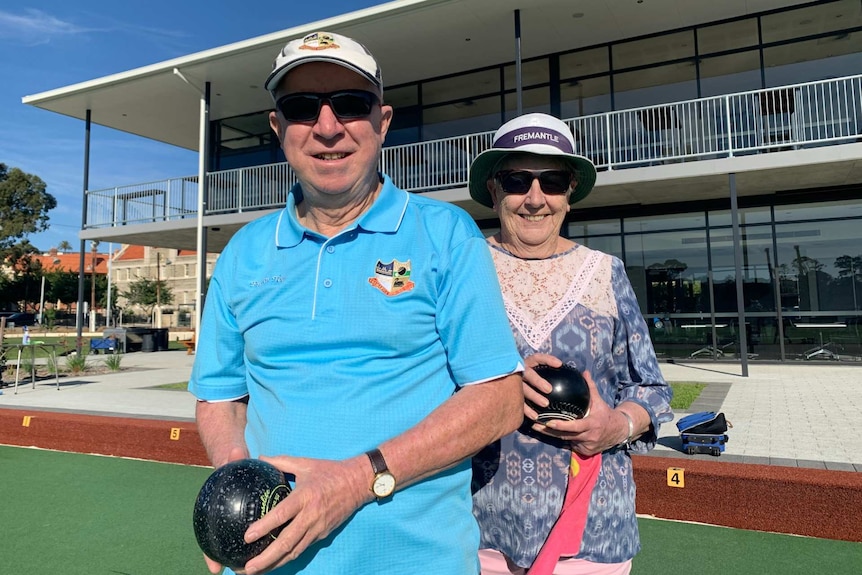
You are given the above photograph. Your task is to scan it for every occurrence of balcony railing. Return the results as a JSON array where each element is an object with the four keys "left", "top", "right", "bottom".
[{"left": 85, "top": 74, "right": 862, "bottom": 229}]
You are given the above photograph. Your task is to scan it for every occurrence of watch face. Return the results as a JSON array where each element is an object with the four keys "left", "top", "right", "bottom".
[{"left": 372, "top": 472, "right": 396, "bottom": 498}]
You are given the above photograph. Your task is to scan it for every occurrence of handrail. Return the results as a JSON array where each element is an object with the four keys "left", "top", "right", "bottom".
[{"left": 84, "top": 74, "right": 862, "bottom": 229}]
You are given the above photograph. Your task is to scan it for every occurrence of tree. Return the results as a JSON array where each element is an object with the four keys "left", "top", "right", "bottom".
[
  {"left": 0, "top": 163, "right": 57, "bottom": 258},
  {"left": 121, "top": 277, "right": 174, "bottom": 319},
  {"left": 44, "top": 269, "right": 81, "bottom": 310},
  {"left": 58, "top": 240, "right": 73, "bottom": 252},
  {"left": 0, "top": 241, "right": 43, "bottom": 310}
]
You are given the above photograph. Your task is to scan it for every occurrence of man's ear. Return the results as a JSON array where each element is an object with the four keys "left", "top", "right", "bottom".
[
  {"left": 269, "top": 110, "right": 283, "bottom": 142},
  {"left": 378, "top": 104, "right": 394, "bottom": 139}
]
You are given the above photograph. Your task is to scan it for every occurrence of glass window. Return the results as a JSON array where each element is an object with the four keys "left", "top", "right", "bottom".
[
  {"left": 384, "top": 85, "right": 419, "bottom": 108},
  {"left": 626, "top": 213, "right": 705, "bottom": 233},
  {"left": 697, "top": 18, "right": 759, "bottom": 54},
  {"left": 560, "top": 76, "right": 612, "bottom": 117},
  {"left": 708, "top": 206, "right": 772, "bottom": 227},
  {"left": 422, "top": 95, "right": 501, "bottom": 140},
  {"left": 422, "top": 68, "right": 500, "bottom": 106},
  {"left": 613, "top": 62, "right": 698, "bottom": 109},
  {"left": 217, "top": 111, "right": 272, "bottom": 150},
  {"left": 625, "top": 229, "right": 711, "bottom": 315},
  {"left": 568, "top": 219, "right": 621, "bottom": 237},
  {"left": 761, "top": 0, "right": 862, "bottom": 44},
  {"left": 774, "top": 219, "right": 862, "bottom": 313},
  {"left": 504, "top": 87, "right": 550, "bottom": 121},
  {"left": 560, "top": 46, "right": 610, "bottom": 79},
  {"left": 575, "top": 235, "right": 623, "bottom": 259},
  {"left": 709, "top": 225, "right": 776, "bottom": 314},
  {"left": 774, "top": 200, "right": 862, "bottom": 222},
  {"left": 763, "top": 32, "right": 862, "bottom": 86},
  {"left": 613, "top": 30, "right": 695, "bottom": 70},
  {"left": 699, "top": 51, "right": 763, "bottom": 97},
  {"left": 504, "top": 58, "right": 549, "bottom": 90}
]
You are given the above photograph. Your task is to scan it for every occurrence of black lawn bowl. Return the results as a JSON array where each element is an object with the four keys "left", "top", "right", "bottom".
[
  {"left": 529, "top": 365, "right": 591, "bottom": 423},
  {"left": 193, "top": 459, "right": 291, "bottom": 571}
]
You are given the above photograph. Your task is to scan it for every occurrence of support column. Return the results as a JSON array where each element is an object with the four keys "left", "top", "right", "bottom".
[
  {"left": 195, "top": 82, "right": 211, "bottom": 333},
  {"left": 76, "top": 109, "right": 92, "bottom": 355},
  {"left": 729, "top": 173, "right": 749, "bottom": 377}
]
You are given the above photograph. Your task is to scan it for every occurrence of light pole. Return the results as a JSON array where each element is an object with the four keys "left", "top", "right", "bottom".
[
  {"left": 90, "top": 240, "right": 98, "bottom": 331},
  {"left": 155, "top": 251, "right": 162, "bottom": 328}
]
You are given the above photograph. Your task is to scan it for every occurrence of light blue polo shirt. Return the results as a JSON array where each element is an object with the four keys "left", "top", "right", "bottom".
[{"left": 189, "top": 174, "right": 522, "bottom": 575}]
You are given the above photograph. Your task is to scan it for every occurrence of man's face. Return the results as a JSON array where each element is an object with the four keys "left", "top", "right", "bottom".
[{"left": 269, "top": 62, "right": 393, "bottom": 203}]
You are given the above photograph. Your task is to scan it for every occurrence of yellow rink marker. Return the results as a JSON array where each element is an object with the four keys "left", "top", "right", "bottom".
[
  {"left": 170, "top": 428, "right": 181, "bottom": 441},
  {"left": 667, "top": 467, "right": 685, "bottom": 488},
  {"left": 22, "top": 416, "right": 33, "bottom": 427}
]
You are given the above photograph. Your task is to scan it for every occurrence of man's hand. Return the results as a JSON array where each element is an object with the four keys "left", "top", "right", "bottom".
[{"left": 237, "top": 454, "right": 371, "bottom": 575}]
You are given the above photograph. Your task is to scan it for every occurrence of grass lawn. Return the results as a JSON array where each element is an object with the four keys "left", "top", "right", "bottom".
[
  {"left": 157, "top": 381, "right": 190, "bottom": 390},
  {"left": 668, "top": 381, "right": 707, "bottom": 410}
]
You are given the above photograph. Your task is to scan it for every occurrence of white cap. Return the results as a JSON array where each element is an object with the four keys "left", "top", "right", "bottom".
[{"left": 265, "top": 31, "right": 382, "bottom": 98}]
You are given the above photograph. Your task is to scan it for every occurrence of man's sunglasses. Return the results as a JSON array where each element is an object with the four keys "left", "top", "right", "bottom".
[
  {"left": 275, "top": 90, "right": 378, "bottom": 122},
  {"left": 495, "top": 169, "right": 573, "bottom": 195}
]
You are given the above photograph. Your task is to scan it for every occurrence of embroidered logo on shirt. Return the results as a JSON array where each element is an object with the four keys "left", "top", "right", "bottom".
[
  {"left": 249, "top": 275, "right": 285, "bottom": 287},
  {"left": 368, "top": 259, "right": 414, "bottom": 296}
]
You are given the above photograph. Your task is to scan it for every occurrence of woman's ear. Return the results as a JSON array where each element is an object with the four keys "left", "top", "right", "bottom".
[{"left": 487, "top": 179, "right": 500, "bottom": 209}]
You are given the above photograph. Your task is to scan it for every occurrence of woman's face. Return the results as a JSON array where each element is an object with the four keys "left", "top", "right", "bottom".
[{"left": 488, "top": 154, "right": 573, "bottom": 256}]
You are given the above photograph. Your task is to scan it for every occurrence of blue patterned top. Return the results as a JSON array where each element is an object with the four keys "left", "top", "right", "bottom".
[{"left": 472, "top": 243, "right": 674, "bottom": 566}]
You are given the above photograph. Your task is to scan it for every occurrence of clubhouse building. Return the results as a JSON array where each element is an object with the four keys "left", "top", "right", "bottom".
[{"left": 24, "top": 0, "right": 862, "bottom": 366}]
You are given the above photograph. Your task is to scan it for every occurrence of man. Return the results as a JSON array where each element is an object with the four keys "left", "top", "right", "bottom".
[{"left": 189, "top": 31, "right": 524, "bottom": 575}]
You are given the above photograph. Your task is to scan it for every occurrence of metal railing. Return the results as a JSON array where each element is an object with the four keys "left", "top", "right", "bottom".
[{"left": 85, "top": 74, "right": 862, "bottom": 229}]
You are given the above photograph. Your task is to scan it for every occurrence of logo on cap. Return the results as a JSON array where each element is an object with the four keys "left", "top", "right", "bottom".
[{"left": 299, "top": 32, "right": 340, "bottom": 51}]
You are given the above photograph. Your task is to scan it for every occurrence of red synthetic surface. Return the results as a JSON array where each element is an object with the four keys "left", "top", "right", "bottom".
[
  {"left": 0, "top": 407, "right": 209, "bottom": 466},
  {"left": 1, "top": 407, "right": 859, "bottom": 542}
]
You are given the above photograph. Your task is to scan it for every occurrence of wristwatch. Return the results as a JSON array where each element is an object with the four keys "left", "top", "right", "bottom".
[{"left": 366, "top": 448, "right": 396, "bottom": 499}]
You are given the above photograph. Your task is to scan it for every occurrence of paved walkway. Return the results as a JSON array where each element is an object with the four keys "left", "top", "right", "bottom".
[{"left": 1, "top": 351, "right": 860, "bottom": 471}]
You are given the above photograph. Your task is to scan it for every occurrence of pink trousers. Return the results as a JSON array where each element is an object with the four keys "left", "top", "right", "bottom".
[{"left": 478, "top": 549, "right": 631, "bottom": 575}]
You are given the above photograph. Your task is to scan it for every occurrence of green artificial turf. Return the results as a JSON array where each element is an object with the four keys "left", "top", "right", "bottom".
[
  {"left": 0, "top": 445, "right": 212, "bottom": 574},
  {"left": 635, "top": 517, "right": 862, "bottom": 574},
  {"left": 2, "top": 445, "right": 861, "bottom": 574}
]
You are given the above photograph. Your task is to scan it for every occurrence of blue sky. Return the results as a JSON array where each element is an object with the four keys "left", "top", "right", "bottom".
[{"left": 0, "top": 1, "right": 382, "bottom": 252}]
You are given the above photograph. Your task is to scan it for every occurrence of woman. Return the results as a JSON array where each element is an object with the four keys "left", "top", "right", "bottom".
[{"left": 470, "top": 113, "right": 673, "bottom": 575}]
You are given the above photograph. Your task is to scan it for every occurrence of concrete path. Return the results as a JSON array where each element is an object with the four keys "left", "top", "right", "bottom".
[{"left": 2, "top": 350, "right": 860, "bottom": 471}]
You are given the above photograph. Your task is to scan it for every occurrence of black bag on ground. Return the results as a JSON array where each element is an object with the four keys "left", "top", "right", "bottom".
[{"left": 676, "top": 411, "right": 730, "bottom": 435}]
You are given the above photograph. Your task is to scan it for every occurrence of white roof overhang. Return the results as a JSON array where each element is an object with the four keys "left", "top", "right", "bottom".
[{"left": 23, "top": 0, "right": 809, "bottom": 151}]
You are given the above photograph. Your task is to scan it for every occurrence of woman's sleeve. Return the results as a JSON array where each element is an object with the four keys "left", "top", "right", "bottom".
[{"left": 610, "top": 257, "right": 674, "bottom": 452}]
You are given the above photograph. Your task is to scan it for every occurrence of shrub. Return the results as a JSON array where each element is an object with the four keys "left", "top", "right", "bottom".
[
  {"left": 104, "top": 353, "right": 123, "bottom": 372},
  {"left": 65, "top": 353, "right": 88, "bottom": 375}
]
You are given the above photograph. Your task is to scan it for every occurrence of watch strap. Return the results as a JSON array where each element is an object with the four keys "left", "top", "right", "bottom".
[{"left": 366, "top": 448, "right": 388, "bottom": 475}]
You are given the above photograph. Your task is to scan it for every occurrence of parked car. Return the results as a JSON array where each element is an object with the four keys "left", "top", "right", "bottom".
[{"left": 1, "top": 312, "right": 37, "bottom": 327}]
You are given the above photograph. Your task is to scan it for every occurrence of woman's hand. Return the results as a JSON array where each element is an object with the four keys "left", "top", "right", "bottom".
[
  {"left": 521, "top": 354, "right": 562, "bottom": 421},
  {"left": 530, "top": 370, "right": 631, "bottom": 456}
]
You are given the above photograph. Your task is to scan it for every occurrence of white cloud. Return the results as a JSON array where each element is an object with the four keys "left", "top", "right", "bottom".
[{"left": 0, "top": 9, "right": 94, "bottom": 45}]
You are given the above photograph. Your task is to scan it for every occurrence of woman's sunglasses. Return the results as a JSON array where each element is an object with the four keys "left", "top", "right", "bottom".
[
  {"left": 494, "top": 169, "right": 573, "bottom": 195},
  {"left": 275, "top": 90, "right": 379, "bottom": 123}
]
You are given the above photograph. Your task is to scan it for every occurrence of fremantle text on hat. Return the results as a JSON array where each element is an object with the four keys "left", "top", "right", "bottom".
[
  {"left": 468, "top": 113, "right": 597, "bottom": 209},
  {"left": 265, "top": 32, "right": 383, "bottom": 98}
]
